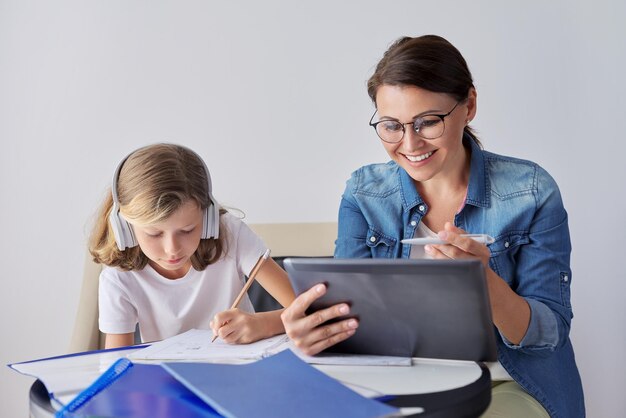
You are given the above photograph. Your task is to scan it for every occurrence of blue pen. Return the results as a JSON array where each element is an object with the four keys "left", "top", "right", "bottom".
[{"left": 401, "top": 234, "right": 495, "bottom": 245}]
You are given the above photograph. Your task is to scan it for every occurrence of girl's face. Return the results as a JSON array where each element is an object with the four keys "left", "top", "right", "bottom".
[
  {"left": 132, "top": 200, "right": 204, "bottom": 280},
  {"left": 374, "top": 85, "right": 475, "bottom": 184}
]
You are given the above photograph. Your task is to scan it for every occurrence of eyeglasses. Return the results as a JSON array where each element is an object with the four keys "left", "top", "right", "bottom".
[{"left": 369, "top": 100, "right": 462, "bottom": 143}]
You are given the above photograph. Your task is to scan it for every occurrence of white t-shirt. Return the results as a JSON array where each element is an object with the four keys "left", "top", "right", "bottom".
[
  {"left": 98, "top": 213, "right": 267, "bottom": 343},
  {"left": 409, "top": 221, "right": 437, "bottom": 259}
]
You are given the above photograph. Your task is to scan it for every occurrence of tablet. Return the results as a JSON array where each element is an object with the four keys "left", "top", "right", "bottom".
[{"left": 283, "top": 258, "right": 497, "bottom": 361}]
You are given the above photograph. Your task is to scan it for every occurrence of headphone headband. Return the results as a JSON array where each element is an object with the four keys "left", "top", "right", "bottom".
[{"left": 108, "top": 145, "right": 220, "bottom": 251}]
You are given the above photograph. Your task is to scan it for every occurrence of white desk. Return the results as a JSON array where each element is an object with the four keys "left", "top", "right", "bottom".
[{"left": 27, "top": 347, "right": 490, "bottom": 417}]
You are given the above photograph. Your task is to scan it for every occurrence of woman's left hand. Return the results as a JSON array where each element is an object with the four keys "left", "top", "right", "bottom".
[{"left": 425, "top": 222, "right": 491, "bottom": 268}]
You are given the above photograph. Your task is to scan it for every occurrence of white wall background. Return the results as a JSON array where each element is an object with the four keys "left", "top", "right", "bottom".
[{"left": 1, "top": 1, "right": 624, "bottom": 416}]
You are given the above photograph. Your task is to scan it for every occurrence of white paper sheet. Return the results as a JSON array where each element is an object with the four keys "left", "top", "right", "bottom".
[
  {"left": 128, "top": 329, "right": 411, "bottom": 366},
  {"left": 128, "top": 329, "right": 289, "bottom": 363}
]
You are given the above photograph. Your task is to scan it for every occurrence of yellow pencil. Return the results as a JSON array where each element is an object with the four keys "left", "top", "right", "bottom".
[{"left": 211, "top": 248, "right": 272, "bottom": 342}]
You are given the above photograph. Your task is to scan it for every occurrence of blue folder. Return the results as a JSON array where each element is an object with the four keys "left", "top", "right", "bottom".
[
  {"left": 56, "top": 358, "right": 221, "bottom": 418},
  {"left": 57, "top": 350, "right": 397, "bottom": 418},
  {"left": 162, "top": 349, "right": 398, "bottom": 418}
]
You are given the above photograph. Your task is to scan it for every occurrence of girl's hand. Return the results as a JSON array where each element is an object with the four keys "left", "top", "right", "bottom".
[
  {"left": 210, "top": 309, "right": 267, "bottom": 344},
  {"left": 280, "top": 284, "right": 359, "bottom": 356},
  {"left": 425, "top": 222, "right": 491, "bottom": 268}
]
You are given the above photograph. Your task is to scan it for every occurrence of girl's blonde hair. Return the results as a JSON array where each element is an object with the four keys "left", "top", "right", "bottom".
[{"left": 89, "top": 143, "right": 226, "bottom": 271}]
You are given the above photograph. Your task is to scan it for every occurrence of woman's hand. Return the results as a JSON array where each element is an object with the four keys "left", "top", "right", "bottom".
[
  {"left": 280, "top": 284, "right": 359, "bottom": 356},
  {"left": 425, "top": 222, "right": 491, "bottom": 267}
]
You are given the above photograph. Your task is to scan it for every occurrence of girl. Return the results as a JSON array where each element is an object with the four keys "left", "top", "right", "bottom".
[
  {"left": 281, "top": 35, "right": 584, "bottom": 417},
  {"left": 90, "top": 143, "right": 294, "bottom": 349}
]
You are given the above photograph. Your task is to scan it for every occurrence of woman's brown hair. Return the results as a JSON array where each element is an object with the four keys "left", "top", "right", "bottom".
[
  {"left": 367, "top": 35, "right": 481, "bottom": 147},
  {"left": 89, "top": 143, "right": 226, "bottom": 271}
]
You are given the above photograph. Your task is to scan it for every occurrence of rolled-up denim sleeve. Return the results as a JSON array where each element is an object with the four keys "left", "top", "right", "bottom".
[{"left": 499, "top": 298, "right": 558, "bottom": 350}]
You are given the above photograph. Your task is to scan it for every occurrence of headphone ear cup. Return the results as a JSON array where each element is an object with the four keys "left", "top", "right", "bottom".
[
  {"left": 201, "top": 207, "right": 210, "bottom": 239},
  {"left": 121, "top": 215, "right": 138, "bottom": 249},
  {"left": 211, "top": 203, "right": 219, "bottom": 239},
  {"left": 109, "top": 208, "right": 138, "bottom": 250},
  {"left": 201, "top": 203, "right": 220, "bottom": 239}
]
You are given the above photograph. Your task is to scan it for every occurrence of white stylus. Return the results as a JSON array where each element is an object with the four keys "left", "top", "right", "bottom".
[{"left": 401, "top": 234, "right": 495, "bottom": 245}]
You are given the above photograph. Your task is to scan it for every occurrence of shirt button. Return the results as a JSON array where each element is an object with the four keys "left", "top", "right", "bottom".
[
  {"left": 563, "top": 275, "right": 569, "bottom": 282},
  {"left": 504, "top": 241, "right": 510, "bottom": 248},
  {"left": 410, "top": 220, "right": 417, "bottom": 227},
  {"left": 418, "top": 205, "right": 425, "bottom": 212},
  {"left": 370, "top": 236, "right": 377, "bottom": 243}
]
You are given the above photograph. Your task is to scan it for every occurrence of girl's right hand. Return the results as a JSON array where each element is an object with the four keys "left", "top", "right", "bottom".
[
  {"left": 280, "top": 284, "right": 359, "bottom": 356},
  {"left": 211, "top": 309, "right": 266, "bottom": 344}
]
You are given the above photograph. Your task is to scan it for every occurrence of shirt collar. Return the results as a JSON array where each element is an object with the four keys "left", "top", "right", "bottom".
[
  {"left": 399, "top": 167, "right": 424, "bottom": 212},
  {"left": 465, "top": 135, "right": 490, "bottom": 208}
]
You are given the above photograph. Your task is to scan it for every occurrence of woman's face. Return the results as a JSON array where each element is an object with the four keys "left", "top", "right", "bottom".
[{"left": 374, "top": 85, "right": 476, "bottom": 184}]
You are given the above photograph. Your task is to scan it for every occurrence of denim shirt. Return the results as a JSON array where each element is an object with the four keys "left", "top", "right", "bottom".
[{"left": 335, "top": 137, "right": 585, "bottom": 417}]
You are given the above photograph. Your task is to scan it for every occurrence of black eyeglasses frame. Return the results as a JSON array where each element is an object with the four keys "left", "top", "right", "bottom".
[{"left": 369, "top": 100, "right": 462, "bottom": 143}]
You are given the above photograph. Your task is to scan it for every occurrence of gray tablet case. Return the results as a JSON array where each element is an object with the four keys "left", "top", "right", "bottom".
[{"left": 283, "top": 258, "right": 497, "bottom": 362}]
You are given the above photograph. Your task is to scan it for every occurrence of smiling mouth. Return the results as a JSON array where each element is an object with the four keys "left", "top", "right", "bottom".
[
  {"left": 166, "top": 258, "right": 183, "bottom": 264},
  {"left": 404, "top": 150, "right": 434, "bottom": 162}
]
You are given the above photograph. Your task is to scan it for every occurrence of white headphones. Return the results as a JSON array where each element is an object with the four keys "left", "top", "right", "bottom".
[{"left": 108, "top": 146, "right": 220, "bottom": 251}]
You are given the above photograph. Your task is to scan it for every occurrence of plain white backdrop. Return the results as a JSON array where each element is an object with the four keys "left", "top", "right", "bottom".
[{"left": 1, "top": 1, "right": 624, "bottom": 416}]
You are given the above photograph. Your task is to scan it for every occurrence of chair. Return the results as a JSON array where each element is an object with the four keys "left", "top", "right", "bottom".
[
  {"left": 67, "top": 221, "right": 338, "bottom": 353},
  {"left": 247, "top": 222, "right": 336, "bottom": 258},
  {"left": 67, "top": 254, "right": 106, "bottom": 352}
]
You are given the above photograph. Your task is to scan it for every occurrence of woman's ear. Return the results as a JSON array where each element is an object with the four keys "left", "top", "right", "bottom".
[{"left": 465, "top": 88, "right": 477, "bottom": 124}]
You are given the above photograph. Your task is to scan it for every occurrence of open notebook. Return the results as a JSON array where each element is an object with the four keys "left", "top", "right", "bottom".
[{"left": 128, "top": 328, "right": 410, "bottom": 366}]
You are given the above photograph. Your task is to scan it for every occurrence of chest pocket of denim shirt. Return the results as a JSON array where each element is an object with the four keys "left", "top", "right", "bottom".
[
  {"left": 366, "top": 228, "right": 397, "bottom": 258},
  {"left": 488, "top": 232, "right": 529, "bottom": 285}
]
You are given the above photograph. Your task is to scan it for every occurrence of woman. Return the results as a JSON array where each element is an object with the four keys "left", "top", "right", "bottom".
[{"left": 281, "top": 35, "right": 584, "bottom": 417}]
